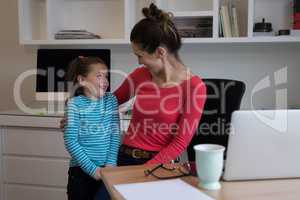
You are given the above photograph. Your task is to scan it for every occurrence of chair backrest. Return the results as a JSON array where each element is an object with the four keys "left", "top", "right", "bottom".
[{"left": 187, "top": 79, "right": 246, "bottom": 162}]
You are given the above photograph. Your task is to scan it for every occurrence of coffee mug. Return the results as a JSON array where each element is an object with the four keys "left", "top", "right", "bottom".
[{"left": 193, "top": 144, "right": 225, "bottom": 190}]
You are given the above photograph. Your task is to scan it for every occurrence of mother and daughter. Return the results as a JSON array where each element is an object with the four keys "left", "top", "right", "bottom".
[{"left": 62, "top": 3, "right": 207, "bottom": 200}]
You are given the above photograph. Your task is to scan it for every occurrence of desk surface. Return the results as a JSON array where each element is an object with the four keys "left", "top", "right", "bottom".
[{"left": 101, "top": 164, "right": 300, "bottom": 200}]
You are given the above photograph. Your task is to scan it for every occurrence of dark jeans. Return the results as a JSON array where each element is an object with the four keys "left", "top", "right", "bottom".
[
  {"left": 67, "top": 167, "right": 110, "bottom": 200},
  {"left": 117, "top": 147, "right": 152, "bottom": 166}
]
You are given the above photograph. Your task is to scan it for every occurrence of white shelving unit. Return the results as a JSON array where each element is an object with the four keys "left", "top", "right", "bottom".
[
  {"left": 18, "top": 0, "right": 300, "bottom": 45},
  {"left": 19, "top": 0, "right": 127, "bottom": 44},
  {"left": 159, "top": 0, "right": 219, "bottom": 38},
  {"left": 248, "top": 0, "right": 294, "bottom": 37}
]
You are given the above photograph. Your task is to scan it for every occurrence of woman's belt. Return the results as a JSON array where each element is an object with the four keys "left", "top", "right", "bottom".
[{"left": 120, "top": 145, "right": 158, "bottom": 159}]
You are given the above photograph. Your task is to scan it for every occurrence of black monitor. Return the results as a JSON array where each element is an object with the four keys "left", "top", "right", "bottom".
[{"left": 36, "top": 49, "right": 111, "bottom": 96}]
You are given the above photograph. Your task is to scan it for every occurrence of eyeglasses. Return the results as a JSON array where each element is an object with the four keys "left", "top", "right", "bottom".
[{"left": 144, "top": 163, "right": 192, "bottom": 180}]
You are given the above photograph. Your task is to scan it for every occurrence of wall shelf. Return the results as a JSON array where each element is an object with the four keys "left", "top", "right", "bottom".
[
  {"left": 183, "top": 36, "right": 300, "bottom": 44},
  {"left": 19, "top": 36, "right": 300, "bottom": 46},
  {"left": 20, "top": 39, "right": 131, "bottom": 45},
  {"left": 18, "top": 0, "right": 300, "bottom": 45}
]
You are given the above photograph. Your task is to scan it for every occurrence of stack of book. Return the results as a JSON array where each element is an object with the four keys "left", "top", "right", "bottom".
[
  {"left": 219, "top": 0, "right": 239, "bottom": 37},
  {"left": 55, "top": 30, "right": 101, "bottom": 39},
  {"left": 173, "top": 17, "right": 213, "bottom": 38}
]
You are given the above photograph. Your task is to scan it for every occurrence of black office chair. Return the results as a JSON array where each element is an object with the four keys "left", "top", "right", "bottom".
[{"left": 187, "top": 79, "right": 246, "bottom": 162}]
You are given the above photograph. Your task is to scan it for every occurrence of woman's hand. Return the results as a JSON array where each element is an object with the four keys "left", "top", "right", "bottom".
[{"left": 60, "top": 116, "right": 67, "bottom": 131}]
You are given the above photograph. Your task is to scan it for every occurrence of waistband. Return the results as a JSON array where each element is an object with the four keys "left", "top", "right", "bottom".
[{"left": 120, "top": 145, "right": 158, "bottom": 159}]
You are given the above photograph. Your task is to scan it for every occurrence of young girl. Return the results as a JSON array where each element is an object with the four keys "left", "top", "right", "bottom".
[{"left": 64, "top": 56, "right": 120, "bottom": 200}]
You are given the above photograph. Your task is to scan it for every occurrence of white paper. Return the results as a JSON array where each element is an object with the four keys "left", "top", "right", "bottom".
[{"left": 114, "top": 179, "right": 215, "bottom": 200}]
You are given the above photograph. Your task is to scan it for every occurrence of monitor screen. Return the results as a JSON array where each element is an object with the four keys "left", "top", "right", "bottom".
[{"left": 36, "top": 49, "right": 111, "bottom": 93}]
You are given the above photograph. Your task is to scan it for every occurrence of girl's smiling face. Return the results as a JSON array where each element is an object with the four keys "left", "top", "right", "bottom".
[{"left": 79, "top": 63, "right": 109, "bottom": 98}]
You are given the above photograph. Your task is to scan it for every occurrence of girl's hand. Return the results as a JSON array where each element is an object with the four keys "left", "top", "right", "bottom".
[
  {"left": 105, "top": 164, "right": 114, "bottom": 168},
  {"left": 94, "top": 168, "right": 102, "bottom": 180},
  {"left": 60, "top": 117, "right": 67, "bottom": 131}
]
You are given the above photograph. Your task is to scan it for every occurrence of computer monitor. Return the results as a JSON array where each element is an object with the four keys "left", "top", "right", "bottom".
[{"left": 36, "top": 49, "right": 110, "bottom": 101}]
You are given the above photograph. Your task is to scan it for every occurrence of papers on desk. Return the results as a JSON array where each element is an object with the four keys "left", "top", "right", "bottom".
[{"left": 114, "top": 179, "right": 215, "bottom": 200}]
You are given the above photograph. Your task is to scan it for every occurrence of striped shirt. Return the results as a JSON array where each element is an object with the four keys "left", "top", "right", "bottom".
[{"left": 64, "top": 93, "right": 121, "bottom": 178}]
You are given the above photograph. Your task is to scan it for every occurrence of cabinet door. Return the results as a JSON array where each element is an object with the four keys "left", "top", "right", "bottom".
[
  {"left": 2, "top": 127, "right": 69, "bottom": 158},
  {"left": 5, "top": 185, "right": 67, "bottom": 200},
  {"left": 3, "top": 156, "right": 69, "bottom": 187},
  {"left": 1, "top": 126, "right": 69, "bottom": 200}
]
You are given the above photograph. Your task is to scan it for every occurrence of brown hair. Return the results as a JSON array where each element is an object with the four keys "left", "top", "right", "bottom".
[
  {"left": 130, "top": 3, "right": 181, "bottom": 57},
  {"left": 66, "top": 56, "right": 106, "bottom": 97}
]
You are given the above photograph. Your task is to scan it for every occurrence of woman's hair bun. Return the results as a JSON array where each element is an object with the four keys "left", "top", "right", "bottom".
[{"left": 142, "top": 3, "right": 172, "bottom": 22}]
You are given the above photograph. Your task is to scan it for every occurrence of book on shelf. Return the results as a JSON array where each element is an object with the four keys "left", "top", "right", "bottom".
[
  {"left": 219, "top": 0, "right": 240, "bottom": 38},
  {"left": 55, "top": 35, "right": 101, "bottom": 39},
  {"left": 232, "top": 6, "right": 240, "bottom": 37},
  {"left": 58, "top": 29, "right": 87, "bottom": 33},
  {"left": 219, "top": 12, "right": 224, "bottom": 37},
  {"left": 173, "top": 17, "right": 213, "bottom": 38},
  {"left": 55, "top": 29, "right": 101, "bottom": 40},
  {"left": 220, "top": 5, "right": 232, "bottom": 37}
]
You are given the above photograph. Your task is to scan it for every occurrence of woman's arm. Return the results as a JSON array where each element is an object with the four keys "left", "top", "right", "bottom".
[
  {"left": 113, "top": 66, "right": 151, "bottom": 105},
  {"left": 146, "top": 81, "right": 207, "bottom": 164},
  {"left": 113, "top": 75, "right": 134, "bottom": 105}
]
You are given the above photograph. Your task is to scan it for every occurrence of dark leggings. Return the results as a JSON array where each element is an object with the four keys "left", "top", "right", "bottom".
[
  {"left": 67, "top": 167, "right": 110, "bottom": 200},
  {"left": 68, "top": 147, "right": 153, "bottom": 200}
]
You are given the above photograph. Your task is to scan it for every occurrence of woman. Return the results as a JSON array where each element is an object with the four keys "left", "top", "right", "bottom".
[{"left": 62, "top": 3, "right": 206, "bottom": 167}]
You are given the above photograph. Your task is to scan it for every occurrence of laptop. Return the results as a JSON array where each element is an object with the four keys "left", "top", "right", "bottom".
[{"left": 223, "top": 110, "right": 300, "bottom": 181}]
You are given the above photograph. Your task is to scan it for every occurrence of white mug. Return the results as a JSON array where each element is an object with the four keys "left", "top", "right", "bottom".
[{"left": 194, "top": 144, "right": 225, "bottom": 190}]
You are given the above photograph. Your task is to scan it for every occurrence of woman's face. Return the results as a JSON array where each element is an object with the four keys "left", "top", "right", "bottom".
[{"left": 131, "top": 42, "right": 163, "bottom": 74}]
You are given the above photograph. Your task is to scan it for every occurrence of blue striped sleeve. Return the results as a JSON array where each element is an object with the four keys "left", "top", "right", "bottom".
[
  {"left": 106, "top": 94, "right": 121, "bottom": 166},
  {"left": 64, "top": 100, "right": 98, "bottom": 177}
]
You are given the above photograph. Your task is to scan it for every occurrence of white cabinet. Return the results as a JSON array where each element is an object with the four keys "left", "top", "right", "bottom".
[
  {"left": 18, "top": 0, "right": 300, "bottom": 45},
  {"left": 0, "top": 112, "right": 130, "bottom": 200},
  {"left": 0, "top": 114, "right": 68, "bottom": 200}
]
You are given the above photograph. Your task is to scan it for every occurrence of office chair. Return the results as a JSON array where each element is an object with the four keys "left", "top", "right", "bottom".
[{"left": 187, "top": 79, "right": 246, "bottom": 162}]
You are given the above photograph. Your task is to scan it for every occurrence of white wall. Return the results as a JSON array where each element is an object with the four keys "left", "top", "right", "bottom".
[
  {"left": 180, "top": 43, "right": 300, "bottom": 109},
  {"left": 1, "top": 0, "right": 300, "bottom": 111},
  {"left": 0, "top": 0, "right": 34, "bottom": 110},
  {"left": 107, "top": 44, "right": 300, "bottom": 110}
]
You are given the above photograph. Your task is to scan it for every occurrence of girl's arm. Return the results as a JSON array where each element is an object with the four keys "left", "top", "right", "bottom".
[
  {"left": 64, "top": 101, "right": 99, "bottom": 178},
  {"left": 106, "top": 95, "right": 121, "bottom": 166},
  {"left": 146, "top": 81, "right": 207, "bottom": 164}
]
